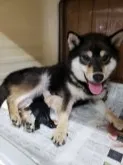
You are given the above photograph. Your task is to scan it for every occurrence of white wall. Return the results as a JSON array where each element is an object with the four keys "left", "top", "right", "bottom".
[
  {"left": 40, "top": 0, "right": 60, "bottom": 65},
  {"left": 0, "top": 0, "right": 42, "bottom": 63},
  {"left": 0, "top": 0, "right": 60, "bottom": 65}
]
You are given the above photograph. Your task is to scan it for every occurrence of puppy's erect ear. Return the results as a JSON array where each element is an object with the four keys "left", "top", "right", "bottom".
[
  {"left": 67, "top": 31, "right": 80, "bottom": 50},
  {"left": 109, "top": 29, "right": 123, "bottom": 47}
]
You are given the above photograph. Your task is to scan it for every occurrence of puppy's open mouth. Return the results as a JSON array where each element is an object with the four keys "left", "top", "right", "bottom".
[
  {"left": 88, "top": 82, "right": 103, "bottom": 95},
  {"left": 84, "top": 74, "right": 103, "bottom": 95}
]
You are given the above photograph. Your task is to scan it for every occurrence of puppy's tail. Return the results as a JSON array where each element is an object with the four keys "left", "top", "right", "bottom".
[{"left": 0, "top": 83, "right": 9, "bottom": 107}]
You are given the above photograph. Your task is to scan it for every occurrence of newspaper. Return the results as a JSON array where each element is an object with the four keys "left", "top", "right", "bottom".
[{"left": 0, "top": 82, "right": 123, "bottom": 165}]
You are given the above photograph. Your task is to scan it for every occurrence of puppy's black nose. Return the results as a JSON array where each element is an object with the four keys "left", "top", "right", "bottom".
[{"left": 93, "top": 73, "right": 104, "bottom": 83}]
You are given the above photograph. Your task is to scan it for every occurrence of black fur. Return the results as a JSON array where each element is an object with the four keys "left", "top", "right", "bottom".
[
  {"left": 29, "top": 96, "right": 56, "bottom": 130},
  {"left": 0, "top": 84, "right": 9, "bottom": 107}
]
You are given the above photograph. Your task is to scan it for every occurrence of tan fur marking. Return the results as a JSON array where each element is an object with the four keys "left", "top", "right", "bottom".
[
  {"left": 7, "top": 85, "right": 33, "bottom": 126},
  {"left": 7, "top": 96, "right": 22, "bottom": 126},
  {"left": 100, "top": 50, "right": 106, "bottom": 57},
  {"left": 20, "top": 108, "right": 30, "bottom": 123},
  {"left": 51, "top": 98, "right": 74, "bottom": 145},
  {"left": 44, "top": 94, "right": 63, "bottom": 114},
  {"left": 87, "top": 66, "right": 93, "bottom": 74},
  {"left": 52, "top": 111, "right": 69, "bottom": 145},
  {"left": 86, "top": 66, "right": 93, "bottom": 80},
  {"left": 10, "top": 84, "right": 33, "bottom": 93},
  {"left": 87, "top": 51, "right": 92, "bottom": 57},
  {"left": 105, "top": 109, "right": 123, "bottom": 130}
]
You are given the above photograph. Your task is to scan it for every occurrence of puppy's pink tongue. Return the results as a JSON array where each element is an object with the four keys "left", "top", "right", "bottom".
[{"left": 88, "top": 83, "right": 103, "bottom": 95}]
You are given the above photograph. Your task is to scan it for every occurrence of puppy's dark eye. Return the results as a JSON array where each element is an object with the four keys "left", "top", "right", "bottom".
[
  {"left": 102, "top": 55, "right": 110, "bottom": 63},
  {"left": 80, "top": 55, "right": 90, "bottom": 64}
]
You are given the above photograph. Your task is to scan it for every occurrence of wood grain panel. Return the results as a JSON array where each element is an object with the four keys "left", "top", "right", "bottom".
[
  {"left": 59, "top": 0, "right": 80, "bottom": 62},
  {"left": 78, "top": 0, "right": 93, "bottom": 34},
  {"left": 65, "top": 0, "right": 80, "bottom": 61},
  {"left": 107, "top": 0, "right": 123, "bottom": 34},
  {"left": 92, "top": 0, "right": 109, "bottom": 34},
  {"left": 107, "top": 0, "right": 123, "bottom": 82}
]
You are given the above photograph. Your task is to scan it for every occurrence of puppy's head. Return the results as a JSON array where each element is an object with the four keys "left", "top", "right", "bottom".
[{"left": 67, "top": 30, "right": 123, "bottom": 95}]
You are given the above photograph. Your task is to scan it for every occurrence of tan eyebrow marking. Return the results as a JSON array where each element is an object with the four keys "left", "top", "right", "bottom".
[
  {"left": 100, "top": 50, "right": 106, "bottom": 57},
  {"left": 86, "top": 51, "right": 92, "bottom": 57}
]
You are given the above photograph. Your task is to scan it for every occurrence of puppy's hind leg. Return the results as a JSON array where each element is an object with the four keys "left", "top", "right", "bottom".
[
  {"left": 20, "top": 108, "right": 36, "bottom": 133},
  {"left": 94, "top": 100, "right": 123, "bottom": 130},
  {"left": 7, "top": 95, "right": 22, "bottom": 127},
  {"left": 7, "top": 85, "right": 33, "bottom": 127},
  {"left": 105, "top": 109, "right": 123, "bottom": 131}
]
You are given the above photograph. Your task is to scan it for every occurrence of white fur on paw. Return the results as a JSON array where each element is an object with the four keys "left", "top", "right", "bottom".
[
  {"left": 11, "top": 114, "right": 22, "bottom": 127},
  {"left": 24, "top": 121, "right": 35, "bottom": 133},
  {"left": 23, "top": 110, "right": 35, "bottom": 132},
  {"left": 51, "top": 127, "right": 67, "bottom": 146}
]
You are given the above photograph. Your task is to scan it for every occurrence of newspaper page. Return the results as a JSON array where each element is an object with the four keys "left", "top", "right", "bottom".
[{"left": 0, "top": 82, "right": 123, "bottom": 165}]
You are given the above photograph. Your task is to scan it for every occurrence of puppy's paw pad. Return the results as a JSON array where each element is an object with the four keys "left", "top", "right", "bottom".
[
  {"left": 24, "top": 122, "right": 35, "bottom": 133},
  {"left": 11, "top": 116, "right": 21, "bottom": 127},
  {"left": 51, "top": 129, "right": 67, "bottom": 146}
]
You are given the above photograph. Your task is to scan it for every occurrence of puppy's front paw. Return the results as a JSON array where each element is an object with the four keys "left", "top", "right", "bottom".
[
  {"left": 11, "top": 114, "right": 22, "bottom": 127},
  {"left": 24, "top": 121, "right": 35, "bottom": 133},
  {"left": 51, "top": 127, "right": 67, "bottom": 146},
  {"left": 22, "top": 111, "right": 35, "bottom": 133}
]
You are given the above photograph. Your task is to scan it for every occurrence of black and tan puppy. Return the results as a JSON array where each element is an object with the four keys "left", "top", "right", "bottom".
[{"left": 0, "top": 29, "right": 123, "bottom": 146}]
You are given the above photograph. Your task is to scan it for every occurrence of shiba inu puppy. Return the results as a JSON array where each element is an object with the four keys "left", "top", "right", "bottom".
[{"left": 0, "top": 29, "right": 123, "bottom": 146}]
